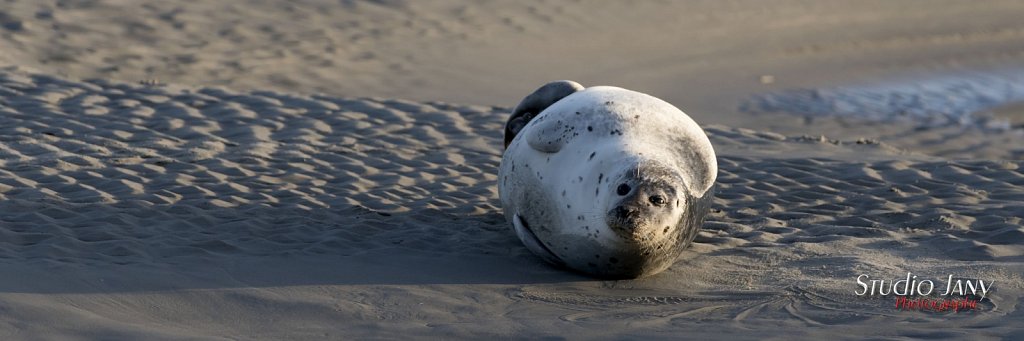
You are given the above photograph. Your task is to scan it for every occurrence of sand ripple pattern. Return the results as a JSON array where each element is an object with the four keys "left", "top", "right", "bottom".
[
  {"left": 707, "top": 157, "right": 1024, "bottom": 260},
  {"left": 0, "top": 71, "right": 1022, "bottom": 270},
  {"left": 0, "top": 71, "right": 513, "bottom": 263}
]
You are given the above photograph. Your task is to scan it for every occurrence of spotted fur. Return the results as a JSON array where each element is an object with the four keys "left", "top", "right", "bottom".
[{"left": 499, "top": 81, "right": 718, "bottom": 279}]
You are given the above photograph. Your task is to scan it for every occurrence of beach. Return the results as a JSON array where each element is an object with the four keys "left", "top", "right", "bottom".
[{"left": 1, "top": 1, "right": 1023, "bottom": 339}]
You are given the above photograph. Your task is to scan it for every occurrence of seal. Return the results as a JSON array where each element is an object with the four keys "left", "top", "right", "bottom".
[{"left": 498, "top": 80, "right": 717, "bottom": 279}]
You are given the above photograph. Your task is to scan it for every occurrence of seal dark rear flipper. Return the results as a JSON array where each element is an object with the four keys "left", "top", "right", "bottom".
[{"left": 504, "top": 80, "right": 584, "bottom": 149}]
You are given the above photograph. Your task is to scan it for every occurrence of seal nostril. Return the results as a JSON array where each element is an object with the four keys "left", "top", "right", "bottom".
[
  {"left": 614, "top": 206, "right": 637, "bottom": 220},
  {"left": 649, "top": 195, "right": 666, "bottom": 206},
  {"left": 616, "top": 183, "right": 631, "bottom": 196}
]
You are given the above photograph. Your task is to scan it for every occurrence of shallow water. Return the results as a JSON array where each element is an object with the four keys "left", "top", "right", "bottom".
[{"left": 741, "top": 69, "right": 1024, "bottom": 131}]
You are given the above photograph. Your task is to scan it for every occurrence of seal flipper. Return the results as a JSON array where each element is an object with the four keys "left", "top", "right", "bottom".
[
  {"left": 524, "top": 113, "right": 574, "bottom": 154},
  {"left": 513, "top": 213, "right": 565, "bottom": 267},
  {"left": 504, "top": 80, "right": 584, "bottom": 149}
]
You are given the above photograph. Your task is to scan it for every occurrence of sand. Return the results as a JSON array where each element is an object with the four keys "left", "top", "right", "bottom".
[{"left": 1, "top": 0, "right": 1024, "bottom": 339}]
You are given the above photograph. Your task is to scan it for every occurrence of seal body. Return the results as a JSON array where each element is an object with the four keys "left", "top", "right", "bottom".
[{"left": 498, "top": 81, "right": 717, "bottom": 278}]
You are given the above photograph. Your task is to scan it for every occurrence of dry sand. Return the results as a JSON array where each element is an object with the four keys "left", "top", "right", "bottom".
[{"left": 1, "top": 0, "right": 1024, "bottom": 339}]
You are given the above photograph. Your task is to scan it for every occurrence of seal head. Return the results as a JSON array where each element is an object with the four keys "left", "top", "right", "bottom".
[
  {"left": 595, "top": 161, "right": 713, "bottom": 278},
  {"left": 606, "top": 162, "right": 684, "bottom": 244}
]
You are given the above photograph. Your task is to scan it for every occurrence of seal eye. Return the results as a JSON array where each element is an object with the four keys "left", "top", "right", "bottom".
[
  {"left": 616, "top": 184, "right": 631, "bottom": 196},
  {"left": 649, "top": 195, "right": 666, "bottom": 206}
]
